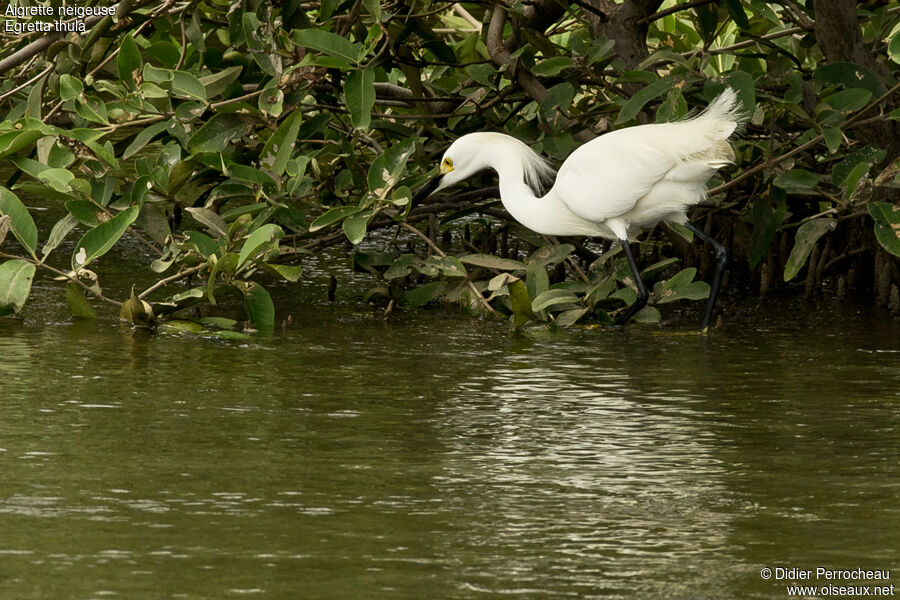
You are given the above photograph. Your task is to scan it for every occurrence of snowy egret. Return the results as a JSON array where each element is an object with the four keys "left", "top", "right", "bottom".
[{"left": 411, "top": 88, "right": 743, "bottom": 330}]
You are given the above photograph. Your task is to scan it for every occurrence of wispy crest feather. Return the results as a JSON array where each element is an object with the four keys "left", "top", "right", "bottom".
[{"left": 506, "top": 135, "right": 556, "bottom": 194}]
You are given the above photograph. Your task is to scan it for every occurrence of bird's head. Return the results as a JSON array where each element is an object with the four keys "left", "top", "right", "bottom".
[{"left": 410, "top": 133, "right": 497, "bottom": 208}]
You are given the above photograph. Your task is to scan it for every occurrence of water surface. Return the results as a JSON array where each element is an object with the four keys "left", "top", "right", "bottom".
[{"left": 1, "top": 274, "right": 898, "bottom": 598}]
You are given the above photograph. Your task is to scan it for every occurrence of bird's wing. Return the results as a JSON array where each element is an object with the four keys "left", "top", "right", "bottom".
[
  {"left": 554, "top": 119, "right": 734, "bottom": 224},
  {"left": 553, "top": 127, "right": 677, "bottom": 224}
]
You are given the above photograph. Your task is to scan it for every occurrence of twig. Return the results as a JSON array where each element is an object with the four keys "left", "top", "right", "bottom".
[
  {"left": 453, "top": 4, "right": 483, "bottom": 32},
  {"left": 0, "top": 63, "right": 53, "bottom": 103},
  {"left": 139, "top": 264, "right": 207, "bottom": 299}
]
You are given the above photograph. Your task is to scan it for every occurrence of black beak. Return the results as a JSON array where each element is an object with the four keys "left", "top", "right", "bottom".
[{"left": 409, "top": 175, "right": 442, "bottom": 211}]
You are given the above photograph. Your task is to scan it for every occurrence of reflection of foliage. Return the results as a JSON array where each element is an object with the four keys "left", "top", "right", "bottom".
[{"left": 0, "top": 0, "right": 898, "bottom": 327}]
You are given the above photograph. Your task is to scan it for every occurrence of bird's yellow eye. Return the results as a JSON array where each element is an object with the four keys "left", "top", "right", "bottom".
[{"left": 440, "top": 157, "right": 454, "bottom": 174}]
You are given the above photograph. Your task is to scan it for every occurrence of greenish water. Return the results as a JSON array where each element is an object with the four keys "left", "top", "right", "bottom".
[{"left": 1, "top": 270, "right": 897, "bottom": 599}]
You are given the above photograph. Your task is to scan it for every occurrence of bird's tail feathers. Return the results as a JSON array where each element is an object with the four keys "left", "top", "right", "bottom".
[{"left": 692, "top": 87, "right": 747, "bottom": 138}]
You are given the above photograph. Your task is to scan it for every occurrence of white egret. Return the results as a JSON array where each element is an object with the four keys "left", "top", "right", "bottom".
[{"left": 411, "top": 88, "right": 743, "bottom": 330}]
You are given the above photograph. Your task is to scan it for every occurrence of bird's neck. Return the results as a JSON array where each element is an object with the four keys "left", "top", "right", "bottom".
[
  {"left": 494, "top": 158, "right": 544, "bottom": 230},
  {"left": 492, "top": 156, "right": 603, "bottom": 237}
]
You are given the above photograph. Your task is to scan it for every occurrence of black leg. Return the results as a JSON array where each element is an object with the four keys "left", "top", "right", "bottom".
[
  {"left": 684, "top": 221, "right": 728, "bottom": 331},
  {"left": 614, "top": 239, "right": 650, "bottom": 325}
]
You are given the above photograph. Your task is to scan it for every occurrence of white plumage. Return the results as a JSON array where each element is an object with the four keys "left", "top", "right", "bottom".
[
  {"left": 434, "top": 88, "right": 742, "bottom": 240},
  {"left": 414, "top": 88, "right": 744, "bottom": 329}
]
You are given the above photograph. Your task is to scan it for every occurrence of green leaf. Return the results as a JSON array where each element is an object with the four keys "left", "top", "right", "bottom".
[
  {"left": 383, "top": 254, "right": 417, "bottom": 280},
  {"left": 611, "top": 286, "right": 637, "bottom": 307},
  {"left": 41, "top": 213, "right": 78, "bottom": 259},
  {"left": 723, "top": 0, "right": 750, "bottom": 29},
  {"left": 362, "top": 0, "right": 381, "bottom": 21},
  {"left": 695, "top": 2, "right": 718, "bottom": 43},
  {"left": 122, "top": 120, "right": 170, "bottom": 159},
  {"left": 824, "top": 88, "right": 872, "bottom": 113},
  {"left": 656, "top": 87, "right": 687, "bottom": 123},
  {"left": 654, "top": 268, "right": 710, "bottom": 303},
  {"left": 367, "top": 139, "right": 416, "bottom": 193},
  {"left": 200, "top": 316, "right": 239, "bottom": 330},
  {"left": 526, "top": 261, "right": 549, "bottom": 302},
  {"left": 80, "top": 138, "right": 118, "bottom": 168},
  {"left": 0, "top": 260, "right": 36, "bottom": 317},
  {"left": 187, "top": 113, "right": 255, "bottom": 153},
  {"left": 119, "top": 287, "right": 155, "bottom": 327},
  {"left": 208, "top": 330, "right": 253, "bottom": 340},
  {"left": 237, "top": 223, "right": 284, "bottom": 269},
  {"left": 171, "top": 71, "right": 208, "bottom": 102},
  {"left": 821, "top": 126, "right": 842, "bottom": 154},
  {"left": 668, "top": 222, "right": 693, "bottom": 243},
  {"left": 541, "top": 83, "right": 575, "bottom": 117},
  {"left": 66, "top": 282, "right": 96, "bottom": 319},
  {"left": 508, "top": 278, "right": 532, "bottom": 327},
  {"left": 199, "top": 66, "right": 243, "bottom": 98},
  {"left": 554, "top": 307, "right": 589, "bottom": 327},
  {"left": 890, "top": 32, "right": 900, "bottom": 64},
  {"left": 59, "top": 74, "right": 83, "bottom": 101},
  {"left": 309, "top": 205, "right": 360, "bottom": 232},
  {"left": 774, "top": 168, "right": 821, "bottom": 194},
  {"left": 264, "top": 263, "right": 303, "bottom": 282},
  {"left": 586, "top": 274, "right": 616, "bottom": 305},
  {"left": 37, "top": 167, "right": 75, "bottom": 193},
  {"left": 171, "top": 289, "right": 205, "bottom": 303},
  {"left": 404, "top": 281, "right": 446, "bottom": 307},
  {"left": 841, "top": 161, "right": 873, "bottom": 201},
  {"left": 8, "top": 154, "right": 50, "bottom": 179},
  {"left": 25, "top": 73, "right": 44, "bottom": 119},
  {"left": 459, "top": 254, "right": 527, "bottom": 271},
  {"left": 117, "top": 33, "right": 142, "bottom": 89},
  {"left": 615, "top": 77, "right": 672, "bottom": 125},
  {"left": 641, "top": 257, "right": 680, "bottom": 280},
  {"left": 74, "top": 96, "right": 109, "bottom": 125},
  {"left": 163, "top": 319, "right": 206, "bottom": 333},
  {"left": 293, "top": 29, "right": 362, "bottom": 65},
  {"left": 527, "top": 243, "right": 575, "bottom": 267},
  {"left": 724, "top": 70, "right": 756, "bottom": 115},
  {"left": 427, "top": 256, "right": 467, "bottom": 278},
  {"left": 344, "top": 68, "right": 375, "bottom": 130},
  {"left": 784, "top": 218, "right": 837, "bottom": 281},
  {"left": 184, "top": 230, "right": 219, "bottom": 258},
  {"left": 140, "top": 82, "right": 169, "bottom": 98},
  {"left": 242, "top": 282, "right": 275, "bottom": 329},
  {"left": 342, "top": 211, "right": 371, "bottom": 245},
  {"left": 0, "top": 186, "right": 38, "bottom": 257},
  {"left": 532, "top": 56, "right": 572, "bottom": 76},
  {"left": 0, "top": 129, "right": 43, "bottom": 159},
  {"left": 532, "top": 288, "right": 579, "bottom": 312},
  {"left": 66, "top": 200, "right": 101, "bottom": 226},
  {"left": 186, "top": 207, "right": 228, "bottom": 237},
  {"left": 813, "top": 63, "right": 884, "bottom": 96},
  {"left": 466, "top": 64, "right": 496, "bottom": 86},
  {"left": 258, "top": 86, "right": 284, "bottom": 117},
  {"left": 867, "top": 202, "right": 900, "bottom": 257},
  {"left": 143, "top": 64, "right": 173, "bottom": 84},
  {"left": 72, "top": 205, "right": 140, "bottom": 269},
  {"left": 749, "top": 188, "right": 787, "bottom": 268},
  {"left": 260, "top": 111, "right": 302, "bottom": 176},
  {"left": 634, "top": 305, "right": 661, "bottom": 324}
]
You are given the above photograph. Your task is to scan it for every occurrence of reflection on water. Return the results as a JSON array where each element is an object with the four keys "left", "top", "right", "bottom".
[{"left": 0, "top": 299, "right": 898, "bottom": 599}]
